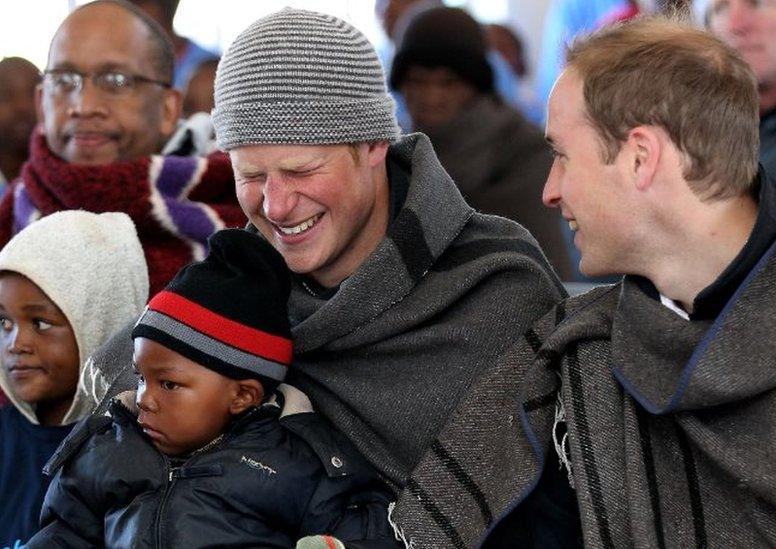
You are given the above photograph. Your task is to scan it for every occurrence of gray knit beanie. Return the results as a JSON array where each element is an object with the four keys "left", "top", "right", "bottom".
[{"left": 212, "top": 7, "right": 399, "bottom": 149}]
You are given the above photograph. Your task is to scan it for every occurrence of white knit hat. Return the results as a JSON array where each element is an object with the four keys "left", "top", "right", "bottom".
[
  {"left": 212, "top": 7, "right": 399, "bottom": 149},
  {"left": 0, "top": 211, "right": 149, "bottom": 425}
]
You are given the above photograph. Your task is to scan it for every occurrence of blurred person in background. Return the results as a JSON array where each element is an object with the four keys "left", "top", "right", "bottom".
[
  {"left": 485, "top": 23, "right": 528, "bottom": 79},
  {"left": 128, "top": 0, "right": 219, "bottom": 90},
  {"left": 0, "top": 57, "right": 40, "bottom": 193},
  {"left": 391, "top": 7, "right": 573, "bottom": 279},
  {"left": 182, "top": 58, "right": 218, "bottom": 118},
  {"left": 485, "top": 23, "right": 544, "bottom": 124},
  {"left": 704, "top": 0, "right": 776, "bottom": 178},
  {"left": 375, "top": 0, "right": 540, "bottom": 128}
]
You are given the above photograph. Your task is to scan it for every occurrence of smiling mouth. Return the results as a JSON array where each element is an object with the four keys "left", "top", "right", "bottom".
[
  {"left": 275, "top": 213, "right": 322, "bottom": 236},
  {"left": 71, "top": 133, "right": 112, "bottom": 146}
]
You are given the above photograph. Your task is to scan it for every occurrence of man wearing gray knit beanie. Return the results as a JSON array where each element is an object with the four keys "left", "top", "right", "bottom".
[{"left": 211, "top": 7, "right": 564, "bottom": 497}]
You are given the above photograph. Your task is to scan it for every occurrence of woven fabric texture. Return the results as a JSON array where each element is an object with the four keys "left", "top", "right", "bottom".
[{"left": 213, "top": 7, "right": 399, "bottom": 148}]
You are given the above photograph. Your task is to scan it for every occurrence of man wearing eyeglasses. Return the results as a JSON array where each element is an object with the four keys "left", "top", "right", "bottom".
[{"left": 0, "top": 0, "right": 245, "bottom": 297}]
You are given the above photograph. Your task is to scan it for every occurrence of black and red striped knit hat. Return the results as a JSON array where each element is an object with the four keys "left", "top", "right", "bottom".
[{"left": 131, "top": 229, "right": 292, "bottom": 384}]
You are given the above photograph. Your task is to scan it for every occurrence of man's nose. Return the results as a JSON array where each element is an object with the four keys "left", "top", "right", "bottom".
[
  {"left": 542, "top": 162, "right": 562, "bottom": 208},
  {"left": 262, "top": 175, "right": 298, "bottom": 222},
  {"left": 726, "top": 0, "right": 755, "bottom": 35},
  {"left": 67, "top": 79, "right": 109, "bottom": 117}
]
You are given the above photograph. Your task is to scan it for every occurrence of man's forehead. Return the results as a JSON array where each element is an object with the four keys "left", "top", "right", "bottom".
[
  {"left": 231, "top": 144, "right": 345, "bottom": 171},
  {"left": 48, "top": 4, "right": 151, "bottom": 69},
  {"left": 546, "top": 70, "right": 587, "bottom": 137}
]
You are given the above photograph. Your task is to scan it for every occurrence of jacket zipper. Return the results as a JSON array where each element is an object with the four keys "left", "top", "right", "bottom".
[
  {"left": 144, "top": 408, "right": 263, "bottom": 547},
  {"left": 154, "top": 456, "right": 179, "bottom": 548}
]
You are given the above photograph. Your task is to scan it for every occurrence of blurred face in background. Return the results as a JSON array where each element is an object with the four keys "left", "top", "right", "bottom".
[
  {"left": 400, "top": 65, "right": 478, "bottom": 131},
  {"left": 708, "top": 0, "right": 776, "bottom": 101},
  {"left": 0, "top": 59, "right": 40, "bottom": 162},
  {"left": 182, "top": 61, "right": 218, "bottom": 117}
]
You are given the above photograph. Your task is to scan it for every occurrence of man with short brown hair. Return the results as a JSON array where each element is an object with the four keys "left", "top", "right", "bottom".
[{"left": 393, "top": 16, "right": 776, "bottom": 548}]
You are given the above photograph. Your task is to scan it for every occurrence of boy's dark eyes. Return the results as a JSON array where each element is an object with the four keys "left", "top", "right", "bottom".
[{"left": 160, "top": 380, "right": 179, "bottom": 391}]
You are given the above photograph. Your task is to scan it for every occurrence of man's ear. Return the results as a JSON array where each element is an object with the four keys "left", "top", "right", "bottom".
[
  {"left": 229, "top": 379, "right": 264, "bottom": 415},
  {"left": 626, "top": 126, "right": 661, "bottom": 192},
  {"left": 365, "top": 140, "right": 390, "bottom": 169},
  {"left": 159, "top": 88, "right": 183, "bottom": 137},
  {"left": 34, "top": 83, "right": 46, "bottom": 126}
]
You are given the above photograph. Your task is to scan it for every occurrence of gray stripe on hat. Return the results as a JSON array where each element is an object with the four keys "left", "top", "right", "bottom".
[
  {"left": 140, "top": 309, "right": 287, "bottom": 381},
  {"left": 213, "top": 7, "right": 399, "bottom": 149}
]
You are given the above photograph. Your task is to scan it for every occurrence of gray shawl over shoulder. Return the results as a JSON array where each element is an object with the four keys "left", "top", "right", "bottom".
[
  {"left": 393, "top": 240, "right": 776, "bottom": 547},
  {"left": 85, "top": 134, "right": 564, "bottom": 489},
  {"left": 286, "top": 133, "right": 564, "bottom": 486}
]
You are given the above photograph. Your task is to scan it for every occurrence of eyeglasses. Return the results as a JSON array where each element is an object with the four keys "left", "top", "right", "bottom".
[{"left": 42, "top": 69, "right": 171, "bottom": 96}]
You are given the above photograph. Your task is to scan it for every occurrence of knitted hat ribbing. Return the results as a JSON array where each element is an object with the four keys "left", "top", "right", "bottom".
[
  {"left": 212, "top": 7, "right": 399, "bottom": 149},
  {"left": 132, "top": 229, "right": 292, "bottom": 384}
]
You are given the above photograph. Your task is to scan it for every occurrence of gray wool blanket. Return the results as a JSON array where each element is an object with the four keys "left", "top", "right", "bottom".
[
  {"left": 392, "top": 239, "right": 776, "bottom": 548},
  {"left": 86, "top": 133, "right": 564, "bottom": 489},
  {"left": 284, "top": 133, "right": 564, "bottom": 486}
]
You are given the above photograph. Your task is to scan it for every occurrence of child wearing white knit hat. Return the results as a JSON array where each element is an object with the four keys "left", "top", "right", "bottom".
[{"left": 0, "top": 210, "right": 149, "bottom": 548}]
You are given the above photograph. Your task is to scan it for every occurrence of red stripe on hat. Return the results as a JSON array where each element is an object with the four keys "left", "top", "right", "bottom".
[
  {"left": 324, "top": 536, "right": 338, "bottom": 549},
  {"left": 147, "top": 291, "right": 292, "bottom": 364}
]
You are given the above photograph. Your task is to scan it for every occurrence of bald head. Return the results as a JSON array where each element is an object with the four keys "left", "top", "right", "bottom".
[{"left": 51, "top": 0, "right": 173, "bottom": 83}]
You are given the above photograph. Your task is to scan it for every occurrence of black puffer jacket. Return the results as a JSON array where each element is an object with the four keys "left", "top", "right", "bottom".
[{"left": 27, "top": 398, "right": 399, "bottom": 548}]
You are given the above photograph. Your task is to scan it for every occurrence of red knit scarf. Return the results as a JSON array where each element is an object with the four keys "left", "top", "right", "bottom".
[{"left": 0, "top": 133, "right": 246, "bottom": 296}]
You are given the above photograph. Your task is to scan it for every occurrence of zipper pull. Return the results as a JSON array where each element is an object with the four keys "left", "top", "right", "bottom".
[{"left": 169, "top": 467, "right": 179, "bottom": 482}]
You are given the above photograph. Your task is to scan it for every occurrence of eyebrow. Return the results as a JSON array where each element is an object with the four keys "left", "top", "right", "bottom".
[
  {"left": 22, "top": 303, "right": 56, "bottom": 313},
  {"left": 135, "top": 362, "right": 185, "bottom": 376},
  {"left": 0, "top": 302, "right": 56, "bottom": 313},
  {"left": 47, "top": 61, "right": 136, "bottom": 74}
]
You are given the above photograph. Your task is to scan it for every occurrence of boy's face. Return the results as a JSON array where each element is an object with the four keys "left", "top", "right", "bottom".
[
  {"left": 133, "top": 337, "right": 259, "bottom": 456},
  {"left": 0, "top": 272, "right": 80, "bottom": 426}
]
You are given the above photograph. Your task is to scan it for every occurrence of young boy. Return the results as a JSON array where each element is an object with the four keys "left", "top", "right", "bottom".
[
  {"left": 0, "top": 211, "right": 149, "bottom": 548},
  {"left": 27, "top": 229, "right": 399, "bottom": 548}
]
